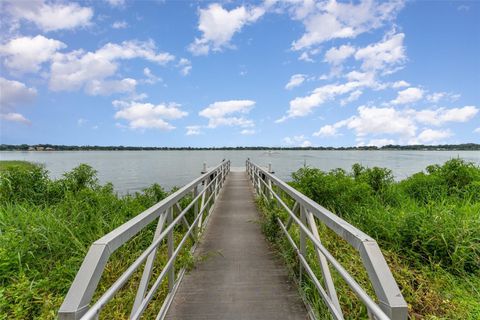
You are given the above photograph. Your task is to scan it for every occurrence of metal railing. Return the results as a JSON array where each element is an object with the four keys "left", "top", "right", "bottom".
[
  {"left": 58, "top": 160, "right": 231, "bottom": 320},
  {"left": 246, "top": 160, "right": 407, "bottom": 320}
]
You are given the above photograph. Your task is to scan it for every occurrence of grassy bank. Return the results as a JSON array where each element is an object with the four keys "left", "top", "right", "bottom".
[
  {"left": 0, "top": 160, "right": 38, "bottom": 172},
  {"left": 0, "top": 162, "right": 195, "bottom": 319},
  {"left": 257, "top": 158, "right": 480, "bottom": 319}
]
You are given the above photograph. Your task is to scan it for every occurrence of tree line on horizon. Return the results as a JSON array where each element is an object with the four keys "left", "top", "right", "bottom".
[{"left": 0, "top": 143, "right": 479, "bottom": 151}]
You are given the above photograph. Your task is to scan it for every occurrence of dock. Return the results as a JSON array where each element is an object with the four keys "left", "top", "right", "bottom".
[{"left": 58, "top": 160, "right": 407, "bottom": 320}]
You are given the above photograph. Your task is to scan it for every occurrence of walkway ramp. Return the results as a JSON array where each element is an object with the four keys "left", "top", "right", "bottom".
[
  {"left": 165, "top": 170, "right": 307, "bottom": 319},
  {"left": 59, "top": 160, "right": 407, "bottom": 320}
]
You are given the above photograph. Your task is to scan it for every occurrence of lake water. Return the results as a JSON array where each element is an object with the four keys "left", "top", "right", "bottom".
[{"left": 1, "top": 150, "right": 479, "bottom": 194}]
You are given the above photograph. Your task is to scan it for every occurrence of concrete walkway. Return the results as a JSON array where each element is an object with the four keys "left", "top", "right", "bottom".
[{"left": 165, "top": 171, "right": 308, "bottom": 320}]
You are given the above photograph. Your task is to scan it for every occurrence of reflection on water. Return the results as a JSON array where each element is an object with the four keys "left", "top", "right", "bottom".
[{"left": 1, "top": 150, "right": 479, "bottom": 195}]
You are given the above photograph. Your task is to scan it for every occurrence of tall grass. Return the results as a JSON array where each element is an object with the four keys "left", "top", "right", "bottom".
[
  {"left": 0, "top": 162, "right": 194, "bottom": 319},
  {"left": 257, "top": 158, "right": 480, "bottom": 319}
]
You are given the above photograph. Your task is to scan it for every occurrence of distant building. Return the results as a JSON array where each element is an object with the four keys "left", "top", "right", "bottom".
[
  {"left": 45, "top": 147, "right": 54, "bottom": 151},
  {"left": 36, "top": 146, "right": 45, "bottom": 151},
  {"left": 28, "top": 147, "right": 35, "bottom": 151}
]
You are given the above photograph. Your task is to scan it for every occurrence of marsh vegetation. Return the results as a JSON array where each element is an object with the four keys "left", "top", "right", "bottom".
[{"left": 257, "top": 158, "right": 479, "bottom": 319}]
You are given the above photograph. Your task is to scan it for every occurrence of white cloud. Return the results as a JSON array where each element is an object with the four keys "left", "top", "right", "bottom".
[
  {"left": 283, "top": 135, "right": 311, "bottom": 147},
  {"left": 3, "top": 0, "right": 93, "bottom": 32},
  {"left": 85, "top": 78, "right": 137, "bottom": 96},
  {"left": 414, "top": 106, "right": 478, "bottom": 126},
  {"left": 186, "top": 125, "right": 202, "bottom": 136},
  {"left": 315, "top": 105, "right": 478, "bottom": 145},
  {"left": 206, "top": 117, "right": 254, "bottom": 128},
  {"left": 279, "top": 33, "right": 407, "bottom": 122},
  {"left": 426, "top": 92, "right": 445, "bottom": 103},
  {"left": 474, "top": 127, "right": 480, "bottom": 134},
  {"left": 324, "top": 44, "right": 355, "bottom": 65},
  {"left": 114, "top": 101, "right": 187, "bottom": 130},
  {"left": 340, "top": 89, "right": 362, "bottom": 106},
  {"left": 426, "top": 92, "right": 460, "bottom": 103},
  {"left": 0, "top": 77, "right": 37, "bottom": 124},
  {"left": 240, "top": 129, "right": 255, "bottom": 135},
  {"left": 112, "top": 21, "right": 128, "bottom": 29},
  {"left": 177, "top": 58, "right": 192, "bottom": 76},
  {"left": 49, "top": 40, "right": 174, "bottom": 94},
  {"left": 0, "top": 35, "right": 66, "bottom": 74},
  {"left": 391, "top": 87, "right": 424, "bottom": 104},
  {"left": 94, "top": 40, "right": 174, "bottom": 64},
  {"left": 354, "top": 32, "right": 406, "bottom": 73},
  {"left": 415, "top": 129, "right": 452, "bottom": 144},
  {"left": 0, "top": 112, "right": 30, "bottom": 124},
  {"left": 391, "top": 80, "right": 409, "bottom": 88},
  {"left": 297, "top": 47, "right": 321, "bottom": 62},
  {"left": 199, "top": 100, "right": 255, "bottom": 128},
  {"left": 345, "top": 70, "right": 376, "bottom": 84},
  {"left": 285, "top": 74, "right": 306, "bottom": 90},
  {"left": 299, "top": 51, "right": 314, "bottom": 62},
  {"left": 278, "top": 79, "right": 370, "bottom": 122},
  {"left": 301, "top": 140, "right": 312, "bottom": 147},
  {"left": 346, "top": 106, "right": 416, "bottom": 137},
  {"left": 0, "top": 77, "right": 37, "bottom": 112},
  {"left": 50, "top": 50, "right": 116, "bottom": 92},
  {"left": 143, "top": 67, "right": 161, "bottom": 84},
  {"left": 313, "top": 123, "right": 343, "bottom": 137},
  {"left": 291, "top": 0, "right": 404, "bottom": 50},
  {"left": 189, "top": 3, "right": 265, "bottom": 55}
]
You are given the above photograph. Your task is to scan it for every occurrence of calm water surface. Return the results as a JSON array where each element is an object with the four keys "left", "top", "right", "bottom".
[{"left": 1, "top": 150, "right": 479, "bottom": 194}]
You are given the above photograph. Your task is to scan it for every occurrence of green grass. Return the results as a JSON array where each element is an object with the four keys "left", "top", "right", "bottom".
[
  {"left": 256, "top": 158, "right": 480, "bottom": 319},
  {"left": 0, "top": 162, "right": 198, "bottom": 319},
  {"left": 0, "top": 160, "right": 39, "bottom": 172}
]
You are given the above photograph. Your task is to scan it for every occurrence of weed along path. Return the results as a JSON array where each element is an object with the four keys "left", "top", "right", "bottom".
[{"left": 165, "top": 170, "right": 308, "bottom": 320}]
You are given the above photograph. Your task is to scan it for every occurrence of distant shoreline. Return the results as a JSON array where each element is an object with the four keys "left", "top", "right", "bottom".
[{"left": 1, "top": 143, "right": 479, "bottom": 151}]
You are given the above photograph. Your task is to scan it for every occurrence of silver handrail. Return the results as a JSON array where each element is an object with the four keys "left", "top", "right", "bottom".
[
  {"left": 246, "top": 160, "right": 407, "bottom": 320},
  {"left": 58, "top": 160, "right": 231, "bottom": 320}
]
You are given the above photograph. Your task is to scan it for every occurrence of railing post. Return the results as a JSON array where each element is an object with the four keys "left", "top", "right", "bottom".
[
  {"left": 198, "top": 177, "right": 207, "bottom": 230},
  {"left": 306, "top": 211, "right": 343, "bottom": 317},
  {"left": 131, "top": 210, "right": 168, "bottom": 317},
  {"left": 220, "top": 164, "right": 225, "bottom": 188},
  {"left": 193, "top": 185, "right": 199, "bottom": 236},
  {"left": 167, "top": 207, "right": 174, "bottom": 292},
  {"left": 299, "top": 205, "right": 307, "bottom": 283},
  {"left": 214, "top": 171, "right": 219, "bottom": 198},
  {"left": 258, "top": 172, "right": 263, "bottom": 197}
]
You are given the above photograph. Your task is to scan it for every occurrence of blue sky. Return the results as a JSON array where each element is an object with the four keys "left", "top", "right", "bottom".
[{"left": 0, "top": 0, "right": 479, "bottom": 147}]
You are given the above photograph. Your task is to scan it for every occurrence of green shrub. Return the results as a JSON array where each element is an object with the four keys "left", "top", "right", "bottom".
[
  {"left": 0, "top": 163, "right": 178, "bottom": 319},
  {"left": 291, "top": 167, "right": 375, "bottom": 218},
  {"left": 400, "top": 172, "right": 446, "bottom": 203},
  {"left": 403, "top": 158, "right": 480, "bottom": 201},
  {"left": 0, "top": 163, "right": 50, "bottom": 204},
  {"left": 62, "top": 164, "right": 99, "bottom": 193},
  {"left": 289, "top": 159, "right": 480, "bottom": 275},
  {"left": 352, "top": 164, "right": 394, "bottom": 193}
]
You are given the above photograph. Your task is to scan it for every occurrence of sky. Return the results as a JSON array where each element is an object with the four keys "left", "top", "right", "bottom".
[{"left": 0, "top": 0, "right": 479, "bottom": 147}]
